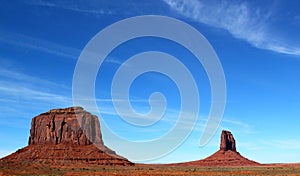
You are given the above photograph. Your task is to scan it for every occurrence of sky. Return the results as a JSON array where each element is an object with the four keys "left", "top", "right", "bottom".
[{"left": 1, "top": 0, "right": 300, "bottom": 164}]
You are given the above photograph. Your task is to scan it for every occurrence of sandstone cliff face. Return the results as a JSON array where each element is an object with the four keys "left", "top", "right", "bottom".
[
  {"left": 28, "top": 106, "right": 103, "bottom": 146},
  {"left": 0, "top": 107, "right": 133, "bottom": 167},
  {"left": 220, "top": 130, "right": 236, "bottom": 151}
]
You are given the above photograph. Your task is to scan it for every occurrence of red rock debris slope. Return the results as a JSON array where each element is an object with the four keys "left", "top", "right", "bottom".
[
  {"left": 0, "top": 107, "right": 133, "bottom": 167},
  {"left": 175, "top": 130, "right": 260, "bottom": 166}
]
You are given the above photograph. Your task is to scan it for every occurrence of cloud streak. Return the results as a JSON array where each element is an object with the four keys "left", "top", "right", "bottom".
[
  {"left": 0, "top": 81, "right": 71, "bottom": 105},
  {"left": 262, "top": 139, "right": 300, "bottom": 150},
  {"left": 0, "top": 31, "right": 80, "bottom": 59},
  {"left": 26, "top": 0, "right": 115, "bottom": 15},
  {"left": 0, "top": 67, "right": 69, "bottom": 90},
  {"left": 163, "top": 0, "right": 300, "bottom": 56},
  {"left": 0, "top": 64, "right": 72, "bottom": 117}
]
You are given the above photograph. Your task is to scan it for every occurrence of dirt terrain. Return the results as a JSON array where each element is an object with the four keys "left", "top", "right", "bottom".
[{"left": 1, "top": 165, "right": 300, "bottom": 176}]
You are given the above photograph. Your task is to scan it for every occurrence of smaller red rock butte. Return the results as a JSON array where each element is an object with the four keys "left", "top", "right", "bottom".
[
  {"left": 173, "top": 130, "right": 260, "bottom": 166},
  {"left": 220, "top": 130, "right": 236, "bottom": 152}
]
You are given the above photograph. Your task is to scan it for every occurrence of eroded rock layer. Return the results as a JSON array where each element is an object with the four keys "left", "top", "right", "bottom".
[
  {"left": 29, "top": 106, "right": 103, "bottom": 146},
  {"left": 0, "top": 107, "right": 133, "bottom": 167},
  {"left": 220, "top": 130, "right": 236, "bottom": 152}
]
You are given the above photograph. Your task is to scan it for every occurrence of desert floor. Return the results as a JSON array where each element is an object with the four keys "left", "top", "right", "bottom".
[{"left": 1, "top": 165, "right": 300, "bottom": 175}]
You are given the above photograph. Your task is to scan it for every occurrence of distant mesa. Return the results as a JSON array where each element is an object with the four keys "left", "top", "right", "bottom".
[
  {"left": 0, "top": 107, "right": 133, "bottom": 167},
  {"left": 174, "top": 130, "right": 260, "bottom": 166}
]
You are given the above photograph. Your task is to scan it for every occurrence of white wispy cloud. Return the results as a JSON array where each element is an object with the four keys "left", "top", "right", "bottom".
[
  {"left": 261, "top": 139, "right": 300, "bottom": 150},
  {"left": 0, "top": 30, "right": 129, "bottom": 67},
  {"left": 0, "top": 31, "right": 80, "bottom": 59},
  {"left": 219, "top": 117, "right": 255, "bottom": 135},
  {"left": 222, "top": 118, "right": 250, "bottom": 129},
  {"left": 238, "top": 141, "right": 264, "bottom": 151},
  {"left": 98, "top": 99, "right": 253, "bottom": 135},
  {"left": 0, "top": 63, "right": 72, "bottom": 117},
  {"left": 0, "top": 82, "right": 71, "bottom": 105},
  {"left": 0, "top": 62, "right": 71, "bottom": 105},
  {"left": 98, "top": 100, "right": 208, "bottom": 133},
  {"left": 26, "top": 1, "right": 115, "bottom": 15},
  {"left": 163, "top": 0, "right": 300, "bottom": 56},
  {"left": 0, "top": 67, "right": 68, "bottom": 90}
]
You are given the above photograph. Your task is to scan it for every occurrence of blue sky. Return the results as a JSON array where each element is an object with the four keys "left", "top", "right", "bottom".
[{"left": 1, "top": 0, "right": 300, "bottom": 164}]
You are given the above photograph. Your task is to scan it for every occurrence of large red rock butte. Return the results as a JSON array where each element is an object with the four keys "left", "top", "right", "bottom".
[
  {"left": 174, "top": 130, "right": 260, "bottom": 166},
  {"left": 0, "top": 107, "right": 133, "bottom": 167}
]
